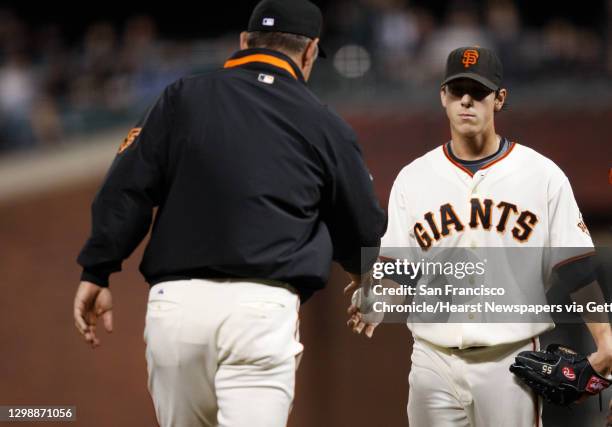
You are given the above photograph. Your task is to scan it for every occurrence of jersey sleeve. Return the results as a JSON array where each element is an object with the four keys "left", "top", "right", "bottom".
[
  {"left": 76, "top": 82, "right": 178, "bottom": 286},
  {"left": 547, "top": 175, "right": 594, "bottom": 270},
  {"left": 321, "top": 123, "right": 387, "bottom": 274}
]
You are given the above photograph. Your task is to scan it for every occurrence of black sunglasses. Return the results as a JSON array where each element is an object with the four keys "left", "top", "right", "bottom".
[{"left": 446, "top": 81, "right": 494, "bottom": 101}]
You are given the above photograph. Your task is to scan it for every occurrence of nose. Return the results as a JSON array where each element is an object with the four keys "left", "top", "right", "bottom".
[{"left": 460, "top": 93, "right": 473, "bottom": 107}]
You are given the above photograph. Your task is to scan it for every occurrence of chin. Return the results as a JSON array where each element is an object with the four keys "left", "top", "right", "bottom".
[{"left": 454, "top": 123, "right": 482, "bottom": 137}]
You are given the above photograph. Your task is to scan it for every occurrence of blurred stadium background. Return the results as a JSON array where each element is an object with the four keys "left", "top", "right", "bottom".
[{"left": 0, "top": 0, "right": 610, "bottom": 426}]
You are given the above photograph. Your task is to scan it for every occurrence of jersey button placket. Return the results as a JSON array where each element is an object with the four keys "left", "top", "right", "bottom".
[
  {"left": 468, "top": 172, "right": 486, "bottom": 250},
  {"left": 469, "top": 170, "right": 487, "bottom": 195}
]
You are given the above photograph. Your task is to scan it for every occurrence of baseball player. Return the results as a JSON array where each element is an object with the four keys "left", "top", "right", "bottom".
[
  {"left": 347, "top": 46, "right": 612, "bottom": 426},
  {"left": 72, "top": 1, "right": 386, "bottom": 426}
]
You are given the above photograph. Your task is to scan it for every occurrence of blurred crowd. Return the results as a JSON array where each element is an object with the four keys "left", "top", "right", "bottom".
[
  {"left": 328, "top": 0, "right": 612, "bottom": 84},
  {"left": 0, "top": 11, "right": 232, "bottom": 153},
  {"left": 1, "top": 0, "right": 611, "bottom": 153}
]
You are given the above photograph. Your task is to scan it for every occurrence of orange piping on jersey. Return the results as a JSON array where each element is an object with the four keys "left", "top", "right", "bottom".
[
  {"left": 443, "top": 144, "right": 474, "bottom": 177},
  {"left": 479, "top": 141, "right": 516, "bottom": 171},
  {"left": 442, "top": 141, "right": 517, "bottom": 177},
  {"left": 552, "top": 250, "right": 596, "bottom": 270},
  {"left": 224, "top": 54, "right": 297, "bottom": 79}
]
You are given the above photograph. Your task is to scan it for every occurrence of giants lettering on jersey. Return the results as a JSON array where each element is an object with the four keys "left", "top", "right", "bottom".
[{"left": 413, "top": 198, "right": 538, "bottom": 249}]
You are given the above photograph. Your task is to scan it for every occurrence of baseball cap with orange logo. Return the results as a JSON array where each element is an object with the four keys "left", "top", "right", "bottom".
[{"left": 442, "top": 46, "right": 503, "bottom": 91}]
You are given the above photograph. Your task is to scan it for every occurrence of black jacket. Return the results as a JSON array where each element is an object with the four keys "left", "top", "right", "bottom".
[{"left": 77, "top": 48, "right": 386, "bottom": 301}]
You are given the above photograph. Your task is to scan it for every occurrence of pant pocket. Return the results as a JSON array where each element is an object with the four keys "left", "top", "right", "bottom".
[
  {"left": 144, "top": 298, "right": 182, "bottom": 346},
  {"left": 148, "top": 299, "right": 181, "bottom": 313},
  {"left": 146, "top": 287, "right": 182, "bottom": 318},
  {"left": 238, "top": 300, "right": 287, "bottom": 315},
  {"left": 220, "top": 296, "right": 301, "bottom": 366}
]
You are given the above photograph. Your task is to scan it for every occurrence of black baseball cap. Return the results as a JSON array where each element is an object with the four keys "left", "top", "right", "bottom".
[
  {"left": 247, "top": 0, "right": 327, "bottom": 57},
  {"left": 442, "top": 46, "right": 503, "bottom": 91}
]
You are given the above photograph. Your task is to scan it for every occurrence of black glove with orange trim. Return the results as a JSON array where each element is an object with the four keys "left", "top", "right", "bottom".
[{"left": 510, "top": 344, "right": 611, "bottom": 406}]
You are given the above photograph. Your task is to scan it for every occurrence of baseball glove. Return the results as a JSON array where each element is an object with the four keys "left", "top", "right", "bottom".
[{"left": 510, "top": 344, "right": 611, "bottom": 406}]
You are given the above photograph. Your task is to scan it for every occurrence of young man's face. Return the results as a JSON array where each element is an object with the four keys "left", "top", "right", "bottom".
[{"left": 440, "top": 78, "right": 501, "bottom": 138}]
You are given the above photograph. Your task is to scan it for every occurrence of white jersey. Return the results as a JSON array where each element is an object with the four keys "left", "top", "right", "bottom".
[{"left": 381, "top": 142, "right": 594, "bottom": 348}]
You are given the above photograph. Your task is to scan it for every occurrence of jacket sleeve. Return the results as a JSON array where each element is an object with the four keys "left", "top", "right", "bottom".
[
  {"left": 322, "top": 121, "right": 387, "bottom": 274},
  {"left": 77, "top": 83, "right": 177, "bottom": 286}
]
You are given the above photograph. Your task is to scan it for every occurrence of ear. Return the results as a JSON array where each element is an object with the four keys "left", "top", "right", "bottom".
[
  {"left": 494, "top": 88, "right": 507, "bottom": 112},
  {"left": 302, "top": 38, "right": 319, "bottom": 68},
  {"left": 240, "top": 31, "right": 249, "bottom": 50},
  {"left": 440, "top": 86, "right": 447, "bottom": 108}
]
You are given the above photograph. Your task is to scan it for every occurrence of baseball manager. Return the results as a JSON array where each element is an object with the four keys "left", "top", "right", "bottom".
[{"left": 72, "top": 0, "right": 386, "bottom": 426}]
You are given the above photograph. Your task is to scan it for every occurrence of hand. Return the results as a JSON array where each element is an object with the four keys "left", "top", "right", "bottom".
[
  {"left": 577, "top": 347, "right": 612, "bottom": 407},
  {"left": 343, "top": 272, "right": 379, "bottom": 338},
  {"left": 346, "top": 300, "right": 379, "bottom": 338},
  {"left": 73, "top": 281, "right": 113, "bottom": 348},
  {"left": 576, "top": 348, "right": 612, "bottom": 405},
  {"left": 588, "top": 347, "right": 612, "bottom": 378},
  {"left": 586, "top": 321, "right": 612, "bottom": 378},
  {"left": 343, "top": 272, "right": 364, "bottom": 295}
]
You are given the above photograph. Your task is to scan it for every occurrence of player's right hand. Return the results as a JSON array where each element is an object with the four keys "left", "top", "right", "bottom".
[
  {"left": 73, "top": 281, "right": 113, "bottom": 349},
  {"left": 346, "top": 301, "right": 379, "bottom": 338},
  {"left": 344, "top": 277, "right": 380, "bottom": 338}
]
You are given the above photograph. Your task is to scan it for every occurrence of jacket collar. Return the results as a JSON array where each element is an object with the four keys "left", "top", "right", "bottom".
[{"left": 224, "top": 48, "right": 305, "bottom": 83}]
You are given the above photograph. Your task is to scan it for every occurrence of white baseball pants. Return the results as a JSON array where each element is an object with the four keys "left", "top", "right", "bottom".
[
  {"left": 144, "top": 279, "right": 303, "bottom": 427},
  {"left": 407, "top": 337, "right": 542, "bottom": 427}
]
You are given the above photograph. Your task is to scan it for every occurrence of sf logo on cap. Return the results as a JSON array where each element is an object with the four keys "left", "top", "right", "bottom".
[{"left": 462, "top": 49, "right": 479, "bottom": 68}]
